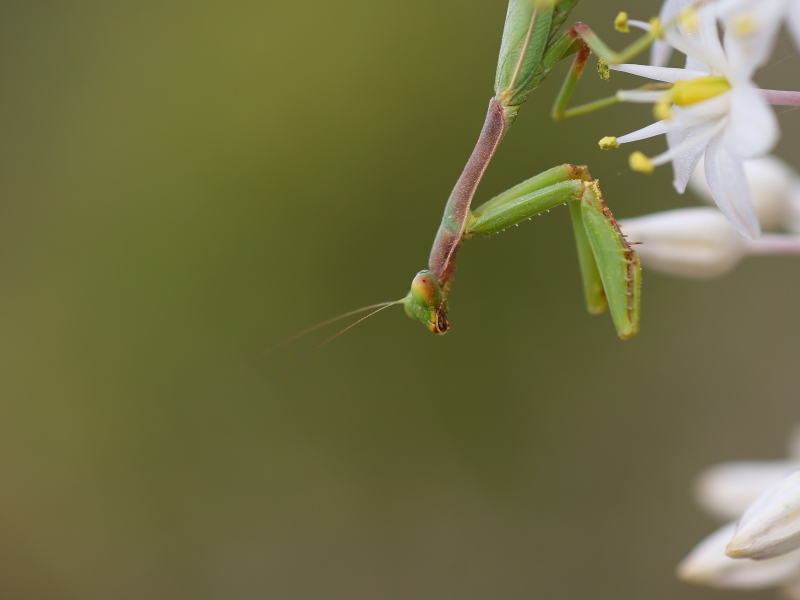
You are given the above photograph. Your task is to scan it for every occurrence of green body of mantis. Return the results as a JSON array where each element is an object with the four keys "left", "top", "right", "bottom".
[{"left": 404, "top": 0, "right": 651, "bottom": 340}]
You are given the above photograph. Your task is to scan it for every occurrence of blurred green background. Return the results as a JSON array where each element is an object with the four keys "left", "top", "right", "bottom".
[{"left": 1, "top": 1, "right": 799, "bottom": 598}]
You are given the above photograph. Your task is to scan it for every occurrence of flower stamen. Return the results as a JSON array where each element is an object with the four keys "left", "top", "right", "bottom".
[
  {"left": 615, "top": 12, "right": 629, "bottom": 33},
  {"left": 653, "top": 101, "right": 672, "bottom": 120},
  {"left": 629, "top": 152, "right": 654, "bottom": 173},
  {"left": 669, "top": 76, "right": 731, "bottom": 106},
  {"left": 649, "top": 17, "right": 663, "bottom": 38},
  {"left": 599, "top": 136, "right": 620, "bottom": 150},
  {"left": 597, "top": 59, "right": 610, "bottom": 80}
]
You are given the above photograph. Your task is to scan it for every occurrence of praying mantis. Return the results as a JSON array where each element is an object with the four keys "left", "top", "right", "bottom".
[
  {"left": 264, "top": 1, "right": 671, "bottom": 371},
  {"left": 403, "top": 0, "right": 661, "bottom": 340}
]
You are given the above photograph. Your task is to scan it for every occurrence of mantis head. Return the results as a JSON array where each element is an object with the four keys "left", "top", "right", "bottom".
[{"left": 404, "top": 270, "right": 449, "bottom": 334}]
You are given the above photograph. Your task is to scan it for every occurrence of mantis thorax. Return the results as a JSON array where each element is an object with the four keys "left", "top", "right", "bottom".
[{"left": 403, "top": 270, "right": 449, "bottom": 334}]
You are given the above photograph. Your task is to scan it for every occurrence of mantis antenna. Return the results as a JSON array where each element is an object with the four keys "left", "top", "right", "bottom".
[
  {"left": 245, "top": 298, "right": 407, "bottom": 374},
  {"left": 264, "top": 300, "right": 406, "bottom": 381}
]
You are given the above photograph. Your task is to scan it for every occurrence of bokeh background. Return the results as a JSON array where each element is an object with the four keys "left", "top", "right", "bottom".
[{"left": 1, "top": 0, "right": 799, "bottom": 598}]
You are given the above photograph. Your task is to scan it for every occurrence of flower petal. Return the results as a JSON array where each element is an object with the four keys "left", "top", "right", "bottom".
[
  {"left": 723, "top": 82, "right": 779, "bottom": 158},
  {"left": 695, "top": 460, "right": 800, "bottom": 520},
  {"left": 610, "top": 64, "right": 708, "bottom": 83},
  {"left": 651, "top": 39, "right": 674, "bottom": 68},
  {"left": 663, "top": 28, "right": 727, "bottom": 76},
  {"left": 720, "top": 0, "right": 786, "bottom": 72},
  {"left": 673, "top": 93, "right": 732, "bottom": 122},
  {"left": 655, "top": 117, "right": 725, "bottom": 165},
  {"left": 665, "top": 117, "right": 723, "bottom": 192},
  {"left": 728, "top": 470, "right": 800, "bottom": 560},
  {"left": 689, "top": 155, "right": 795, "bottom": 230},
  {"left": 617, "top": 119, "right": 676, "bottom": 144},
  {"left": 663, "top": 96, "right": 732, "bottom": 192},
  {"left": 618, "top": 207, "right": 745, "bottom": 278},
  {"left": 681, "top": 1, "right": 729, "bottom": 74},
  {"left": 616, "top": 97, "right": 727, "bottom": 147},
  {"left": 678, "top": 521, "right": 800, "bottom": 589},
  {"left": 651, "top": 0, "right": 682, "bottom": 66},
  {"left": 703, "top": 134, "right": 761, "bottom": 238},
  {"left": 616, "top": 89, "right": 669, "bottom": 103}
]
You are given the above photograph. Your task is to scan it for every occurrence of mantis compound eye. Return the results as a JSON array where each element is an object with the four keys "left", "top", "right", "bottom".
[
  {"left": 404, "top": 270, "right": 448, "bottom": 334},
  {"left": 409, "top": 270, "right": 441, "bottom": 308}
]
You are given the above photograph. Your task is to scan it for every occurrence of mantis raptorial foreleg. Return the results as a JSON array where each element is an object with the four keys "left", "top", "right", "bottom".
[
  {"left": 467, "top": 166, "right": 641, "bottom": 339},
  {"left": 406, "top": 161, "right": 642, "bottom": 339}
]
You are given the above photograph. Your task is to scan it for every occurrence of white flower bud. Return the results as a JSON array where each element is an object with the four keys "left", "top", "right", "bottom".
[
  {"left": 619, "top": 208, "right": 746, "bottom": 278},
  {"left": 689, "top": 156, "right": 796, "bottom": 230},
  {"left": 677, "top": 522, "right": 800, "bottom": 588},
  {"left": 695, "top": 460, "right": 800, "bottom": 521},
  {"left": 727, "top": 470, "right": 800, "bottom": 560}
]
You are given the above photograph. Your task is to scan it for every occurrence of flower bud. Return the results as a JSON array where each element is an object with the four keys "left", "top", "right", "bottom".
[
  {"left": 689, "top": 156, "right": 796, "bottom": 230},
  {"left": 618, "top": 208, "right": 746, "bottom": 278},
  {"left": 727, "top": 470, "right": 800, "bottom": 560},
  {"left": 695, "top": 461, "right": 800, "bottom": 521},
  {"left": 677, "top": 522, "right": 800, "bottom": 588}
]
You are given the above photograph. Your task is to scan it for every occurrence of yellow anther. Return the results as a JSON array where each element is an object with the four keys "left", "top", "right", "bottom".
[
  {"left": 615, "top": 12, "right": 629, "bottom": 32},
  {"left": 679, "top": 8, "right": 700, "bottom": 34},
  {"left": 598, "top": 136, "right": 619, "bottom": 150},
  {"left": 731, "top": 12, "right": 759, "bottom": 36},
  {"left": 629, "top": 151, "right": 654, "bottom": 174},
  {"left": 653, "top": 101, "right": 672, "bottom": 120},
  {"left": 649, "top": 17, "right": 663, "bottom": 38},
  {"left": 670, "top": 76, "right": 731, "bottom": 106},
  {"left": 597, "top": 59, "right": 610, "bottom": 80}
]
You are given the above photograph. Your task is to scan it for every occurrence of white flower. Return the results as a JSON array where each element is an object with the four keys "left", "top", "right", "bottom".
[
  {"left": 696, "top": 459, "right": 800, "bottom": 520},
  {"left": 678, "top": 521, "right": 800, "bottom": 589},
  {"left": 619, "top": 208, "right": 746, "bottom": 278},
  {"left": 606, "top": 0, "right": 779, "bottom": 239},
  {"left": 728, "top": 470, "right": 800, "bottom": 560},
  {"left": 678, "top": 426, "right": 800, "bottom": 595},
  {"left": 618, "top": 206, "right": 800, "bottom": 278},
  {"left": 689, "top": 155, "right": 797, "bottom": 230}
]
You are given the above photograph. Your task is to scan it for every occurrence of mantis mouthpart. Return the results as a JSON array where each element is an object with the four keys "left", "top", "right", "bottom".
[{"left": 404, "top": 0, "right": 652, "bottom": 340}]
